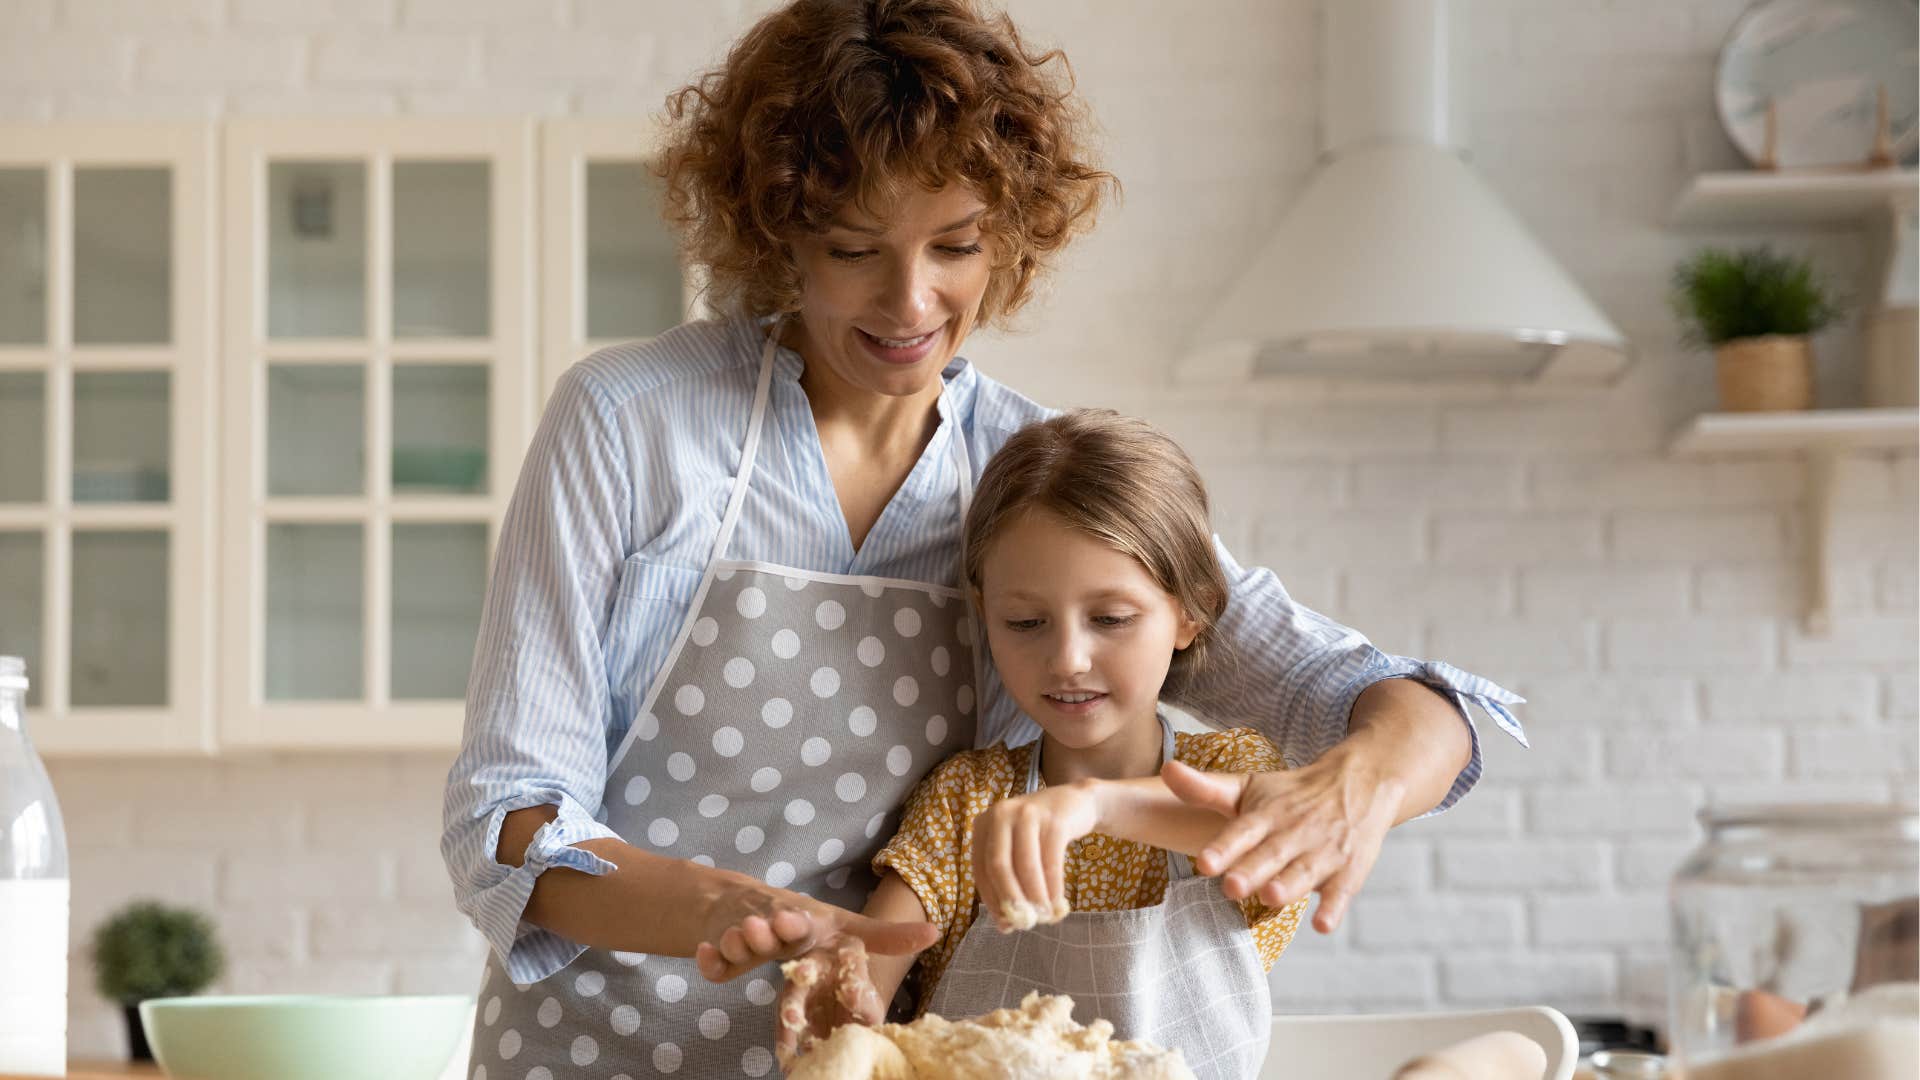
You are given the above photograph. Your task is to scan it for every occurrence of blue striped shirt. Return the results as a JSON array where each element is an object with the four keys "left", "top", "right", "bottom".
[{"left": 441, "top": 314, "right": 1527, "bottom": 984}]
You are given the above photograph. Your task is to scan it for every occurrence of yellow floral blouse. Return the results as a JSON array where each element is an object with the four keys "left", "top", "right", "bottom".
[{"left": 873, "top": 727, "right": 1308, "bottom": 1004}]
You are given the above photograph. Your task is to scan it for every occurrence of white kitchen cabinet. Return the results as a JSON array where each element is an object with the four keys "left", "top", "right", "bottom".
[
  {"left": 217, "top": 119, "right": 536, "bottom": 750},
  {"left": 0, "top": 124, "right": 218, "bottom": 755},
  {"left": 538, "top": 119, "right": 700, "bottom": 402}
]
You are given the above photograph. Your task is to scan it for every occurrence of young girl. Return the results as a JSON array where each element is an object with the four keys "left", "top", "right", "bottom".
[{"left": 767, "top": 409, "right": 1307, "bottom": 1079}]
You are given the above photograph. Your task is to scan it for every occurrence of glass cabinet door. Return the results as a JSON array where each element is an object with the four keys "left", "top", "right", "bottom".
[
  {"left": 0, "top": 125, "right": 216, "bottom": 754},
  {"left": 221, "top": 119, "right": 534, "bottom": 749},
  {"left": 539, "top": 120, "right": 697, "bottom": 403}
]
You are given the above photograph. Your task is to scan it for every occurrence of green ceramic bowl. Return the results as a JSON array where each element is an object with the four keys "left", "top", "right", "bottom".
[{"left": 139, "top": 994, "right": 473, "bottom": 1080}]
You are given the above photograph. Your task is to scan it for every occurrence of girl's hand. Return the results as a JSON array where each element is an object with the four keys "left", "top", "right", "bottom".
[
  {"left": 1162, "top": 748, "right": 1398, "bottom": 934},
  {"left": 693, "top": 881, "right": 938, "bottom": 984},
  {"left": 772, "top": 934, "right": 885, "bottom": 1070},
  {"left": 969, "top": 782, "right": 1103, "bottom": 931}
]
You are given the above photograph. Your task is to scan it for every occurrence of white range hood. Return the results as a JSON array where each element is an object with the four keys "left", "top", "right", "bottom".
[{"left": 1181, "top": 0, "right": 1630, "bottom": 386}]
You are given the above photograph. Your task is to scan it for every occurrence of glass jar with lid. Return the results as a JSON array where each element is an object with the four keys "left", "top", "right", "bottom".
[{"left": 1668, "top": 802, "right": 1919, "bottom": 1079}]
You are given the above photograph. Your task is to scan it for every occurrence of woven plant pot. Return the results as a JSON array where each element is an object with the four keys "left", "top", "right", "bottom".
[{"left": 1715, "top": 335, "right": 1813, "bottom": 412}]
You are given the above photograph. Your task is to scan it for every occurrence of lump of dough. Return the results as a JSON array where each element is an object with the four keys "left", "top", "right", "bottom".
[{"left": 787, "top": 992, "right": 1196, "bottom": 1080}]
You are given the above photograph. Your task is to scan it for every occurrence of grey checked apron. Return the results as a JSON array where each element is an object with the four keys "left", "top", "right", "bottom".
[
  {"left": 922, "top": 713, "right": 1272, "bottom": 1080},
  {"left": 467, "top": 325, "right": 979, "bottom": 1078}
]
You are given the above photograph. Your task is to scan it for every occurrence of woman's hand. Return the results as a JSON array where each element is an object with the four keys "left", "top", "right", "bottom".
[
  {"left": 693, "top": 880, "right": 938, "bottom": 985},
  {"left": 1162, "top": 749, "right": 1397, "bottom": 934},
  {"left": 772, "top": 934, "right": 885, "bottom": 1070},
  {"left": 969, "top": 782, "right": 1103, "bottom": 931}
]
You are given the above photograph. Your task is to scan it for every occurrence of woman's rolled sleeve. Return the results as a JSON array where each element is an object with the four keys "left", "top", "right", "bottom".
[
  {"left": 440, "top": 364, "right": 636, "bottom": 984},
  {"left": 1174, "top": 540, "right": 1525, "bottom": 814}
]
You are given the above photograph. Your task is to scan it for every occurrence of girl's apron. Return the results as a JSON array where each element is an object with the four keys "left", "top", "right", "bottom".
[
  {"left": 922, "top": 713, "right": 1273, "bottom": 1080},
  {"left": 467, "top": 325, "right": 979, "bottom": 1078}
]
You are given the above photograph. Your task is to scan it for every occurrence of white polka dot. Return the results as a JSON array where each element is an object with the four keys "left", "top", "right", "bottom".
[
  {"left": 861, "top": 581, "right": 885, "bottom": 598},
  {"left": 814, "top": 600, "right": 845, "bottom": 630},
  {"left": 894, "top": 608, "right": 922, "bottom": 637},
  {"left": 612, "top": 951, "right": 647, "bottom": 967},
  {"left": 765, "top": 861, "right": 796, "bottom": 888},
  {"left": 931, "top": 646, "right": 950, "bottom": 676},
  {"left": 847, "top": 705, "right": 877, "bottom": 736},
  {"left": 866, "top": 812, "right": 888, "bottom": 838},
  {"left": 571, "top": 1034, "right": 599, "bottom": 1066},
  {"left": 656, "top": 974, "right": 688, "bottom": 1003},
  {"left": 761, "top": 697, "right": 794, "bottom": 728},
  {"left": 692, "top": 854, "right": 715, "bottom": 867},
  {"left": 894, "top": 675, "right": 919, "bottom": 706},
  {"left": 826, "top": 866, "right": 852, "bottom": 888},
  {"left": 716, "top": 568, "right": 735, "bottom": 581},
  {"left": 636, "top": 711, "right": 659, "bottom": 741},
  {"left": 472, "top": 1067, "right": 486, "bottom": 1080},
  {"left": 623, "top": 775, "right": 650, "bottom": 806},
  {"left": 699, "top": 1007, "right": 732, "bottom": 1040},
  {"left": 750, "top": 766, "right": 781, "bottom": 793},
  {"left": 537, "top": 996, "right": 561, "bottom": 1027},
  {"left": 575, "top": 971, "right": 605, "bottom": 997},
  {"left": 675, "top": 684, "right": 704, "bottom": 716},
  {"left": 647, "top": 818, "right": 679, "bottom": 846},
  {"left": 745, "top": 978, "right": 776, "bottom": 1006},
  {"left": 887, "top": 745, "right": 913, "bottom": 776},
  {"left": 699, "top": 793, "right": 730, "bottom": 818},
  {"left": 801, "top": 737, "right": 831, "bottom": 767},
  {"left": 784, "top": 798, "right": 815, "bottom": 825},
  {"left": 527, "top": 1068, "right": 551, "bottom": 1080},
  {"left": 926, "top": 714, "right": 948, "bottom": 745},
  {"left": 610, "top": 1004, "right": 640, "bottom": 1034},
  {"left": 483, "top": 996, "right": 501, "bottom": 1025},
  {"left": 736, "top": 825, "right": 764, "bottom": 854},
  {"left": 836, "top": 773, "right": 867, "bottom": 802},
  {"left": 690, "top": 616, "right": 719, "bottom": 647},
  {"left": 723, "top": 657, "right": 755, "bottom": 689},
  {"left": 653, "top": 1042, "right": 683, "bottom": 1073},
  {"left": 498, "top": 1029, "right": 522, "bottom": 1060},
  {"left": 736, "top": 587, "right": 766, "bottom": 618},
  {"left": 810, "top": 666, "right": 840, "bottom": 698},
  {"left": 667, "top": 752, "right": 696, "bottom": 781},
  {"left": 818, "top": 837, "right": 845, "bottom": 865},
  {"left": 712, "top": 726, "right": 744, "bottom": 757},
  {"left": 957, "top": 683, "right": 975, "bottom": 714},
  {"left": 743, "top": 1046, "right": 775, "bottom": 1076},
  {"left": 856, "top": 636, "right": 885, "bottom": 667},
  {"left": 770, "top": 628, "right": 801, "bottom": 659},
  {"left": 784, "top": 576, "right": 807, "bottom": 591}
]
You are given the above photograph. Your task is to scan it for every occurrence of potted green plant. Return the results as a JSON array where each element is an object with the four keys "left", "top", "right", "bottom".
[
  {"left": 90, "top": 900, "right": 224, "bottom": 1061},
  {"left": 1671, "top": 246, "right": 1843, "bottom": 412}
]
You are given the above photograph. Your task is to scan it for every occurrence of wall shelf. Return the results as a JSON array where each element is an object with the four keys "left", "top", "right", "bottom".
[
  {"left": 1669, "top": 408, "right": 1919, "bottom": 635},
  {"left": 1670, "top": 169, "right": 1917, "bottom": 228}
]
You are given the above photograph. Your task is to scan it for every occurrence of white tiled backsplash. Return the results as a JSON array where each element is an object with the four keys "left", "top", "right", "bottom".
[{"left": 11, "top": 0, "right": 1916, "bottom": 1057}]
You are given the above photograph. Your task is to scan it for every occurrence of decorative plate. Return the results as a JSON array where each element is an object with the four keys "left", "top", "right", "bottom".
[{"left": 1716, "top": 0, "right": 1919, "bottom": 169}]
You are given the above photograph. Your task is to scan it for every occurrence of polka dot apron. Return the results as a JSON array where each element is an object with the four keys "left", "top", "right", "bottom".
[
  {"left": 921, "top": 714, "right": 1273, "bottom": 1080},
  {"left": 467, "top": 326, "right": 980, "bottom": 1078}
]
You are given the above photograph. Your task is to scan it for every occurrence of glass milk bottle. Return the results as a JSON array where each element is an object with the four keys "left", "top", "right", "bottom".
[{"left": 0, "top": 656, "right": 68, "bottom": 1075}]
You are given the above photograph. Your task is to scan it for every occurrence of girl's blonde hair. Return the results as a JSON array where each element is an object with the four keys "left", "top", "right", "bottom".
[{"left": 963, "top": 410, "right": 1229, "bottom": 692}]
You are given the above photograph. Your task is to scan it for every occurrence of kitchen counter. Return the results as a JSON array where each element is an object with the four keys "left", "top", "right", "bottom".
[{"left": 0, "top": 1064, "right": 162, "bottom": 1079}]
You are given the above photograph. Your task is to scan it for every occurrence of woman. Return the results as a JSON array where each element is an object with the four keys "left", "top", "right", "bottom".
[{"left": 442, "top": 1, "right": 1524, "bottom": 1076}]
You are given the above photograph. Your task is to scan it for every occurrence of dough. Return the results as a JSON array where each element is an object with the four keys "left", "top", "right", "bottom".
[{"left": 788, "top": 992, "right": 1196, "bottom": 1080}]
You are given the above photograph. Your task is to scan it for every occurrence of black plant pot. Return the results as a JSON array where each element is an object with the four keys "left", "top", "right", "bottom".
[{"left": 123, "top": 1003, "right": 153, "bottom": 1062}]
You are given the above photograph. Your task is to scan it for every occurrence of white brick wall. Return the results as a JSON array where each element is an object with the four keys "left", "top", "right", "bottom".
[{"left": 15, "top": 0, "right": 1918, "bottom": 1059}]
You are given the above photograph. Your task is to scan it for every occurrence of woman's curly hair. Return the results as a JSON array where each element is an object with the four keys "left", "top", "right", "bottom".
[{"left": 659, "top": 0, "right": 1116, "bottom": 325}]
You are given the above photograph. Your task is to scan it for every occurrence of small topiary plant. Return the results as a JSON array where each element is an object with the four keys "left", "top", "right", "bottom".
[
  {"left": 1670, "top": 246, "right": 1842, "bottom": 348},
  {"left": 91, "top": 899, "right": 224, "bottom": 1004}
]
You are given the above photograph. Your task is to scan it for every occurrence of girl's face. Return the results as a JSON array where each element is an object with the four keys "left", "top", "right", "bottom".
[
  {"left": 785, "top": 183, "right": 993, "bottom": 402},
  {"left": 976, "top": 508, "right": 1200, "bottom": 753}
]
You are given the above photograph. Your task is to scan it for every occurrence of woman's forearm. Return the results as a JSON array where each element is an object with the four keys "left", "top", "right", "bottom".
[
  {"left": 1343, "top": 677, "right": 1473, "bottom": 825},
  {"left": 1084, "top": 776, "right": 1233, "bottom": 856},
  {"left": 497, "top": 804, "right": 754, "bottom": 957}
]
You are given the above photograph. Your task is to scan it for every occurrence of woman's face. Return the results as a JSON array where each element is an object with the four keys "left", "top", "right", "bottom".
[
  {"left": 977, "top": 508, "right": 1200, "bottom": 755},
  {"left": 786, "top": 183, "right": 992, "bottom": 401}
]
